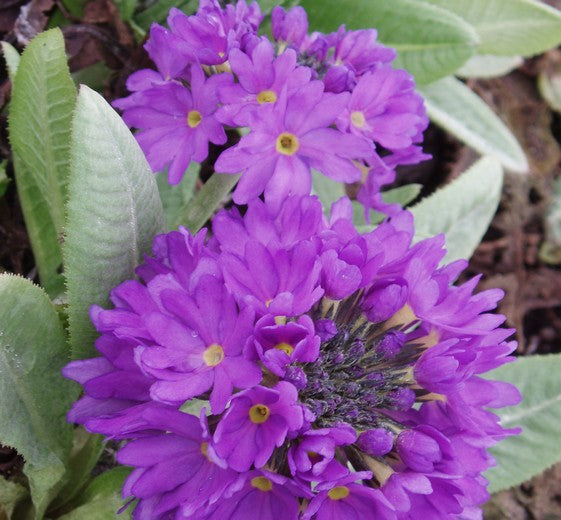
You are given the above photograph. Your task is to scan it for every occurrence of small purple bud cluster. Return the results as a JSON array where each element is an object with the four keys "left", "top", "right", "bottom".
[
  {"left": 113, "top": 0, "right": 429, "bottom": 213},
  {"left": 64, "top": 195, "right": 521, "bottom": 519}
]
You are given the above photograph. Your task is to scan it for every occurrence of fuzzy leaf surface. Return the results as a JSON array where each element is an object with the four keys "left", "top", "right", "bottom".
[
  {"left": 65, "top": 86, "right": 165, "bottom": 359},
  {"left": 485, "top": 354, "right": 561, "bottom": 493},
  {"left": 0, "top": 274, "right": 77, "bottom": 519},
  {"left": 411, "top": 156, "right": 503, "bottom": 262},
  {"left": 8, "top": 29, "right": 76, "bottom": 296},
  {"left": 424, "top": 0, "right": 561, "bottom": 57},
  {"left": 419, "top": 77, "right": 528, "bottom": 173},
  {"left": 301, "top": 0, "right": 478, "bottom": 84}
]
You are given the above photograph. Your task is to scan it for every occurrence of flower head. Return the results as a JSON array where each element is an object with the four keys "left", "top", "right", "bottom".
[{"left": 64, "top": 194, "right": 520, "bottom": 519}]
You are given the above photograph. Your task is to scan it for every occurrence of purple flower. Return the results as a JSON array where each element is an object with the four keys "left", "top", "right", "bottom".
[
  {"left": 215, "top": 82, "right": 373, "bottom": 207},
  {"left": 118, "top": 409, "right": 238, "bottom": 518},
  {"left": 63, "top": 193, "right": 520, "bottom": 519},
  {"left": 337, "top": 67, "right": 427, "bottom": 151},
  {"left": 195, "top": 470, "right": 311, "bottom": 519},
  {"left": 302, "top": 472, "right": 396, "bottom": 520},
  {"left": 288, "top": 424, "right": 355, "bottom": 482},
  {"left": 136, "top": 274, "right": 262, "bottom": 413},
  {"left": 213, "top": 382, "right": 304, "bottom": 471},
  {"left": 217, "top": 39, "right": 311, "bottom": 126},
  {"left": 271, "top": 6, "right": 308, "bottom": 49},
  {"left": 251, "top": 314, "right": 320, "bottom": 376},
  {"left": 113, "top": 66, "right": 230, "bottom": 184}
]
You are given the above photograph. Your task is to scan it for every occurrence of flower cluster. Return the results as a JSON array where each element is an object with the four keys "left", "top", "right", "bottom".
[
  {"left": 113, "top": 0, "right": 428, "bottom": 212},
  {"left": 64, "top": 195, "right": 520, "bottom": 519}
]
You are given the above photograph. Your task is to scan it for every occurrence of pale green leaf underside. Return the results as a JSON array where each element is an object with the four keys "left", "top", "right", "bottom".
[
  {"left": 538, "top": 69, "right": 561, "bottom": 114},
  {"left": 424, "top": 0, "right": 561, "bottom": 57},
  {"left": 300, "top": 0, "right": 478, "bottom": 85},
  {"left": 410, "top": 156, "right": 503, "bottom": 262},
  {"left": 0, "top": 274, "right": 77, "bottom": 519},
  {"left": 312, "top": 169, "right": 345, "bottom": 214},
  {"left": 1, "top": 41, "right": 20, "bottom": 81},
  {"left": 485, "top": 353, "right": 561, "bottom": 493},
  {"left": 419, "top": 77, "right": 528, "bottom": 173},
  {"left": 65, "top": 85, "right": 165, "bottom": 359},
  {"left": 8, "top": 29, "right": 76, "bottom": 296},
  {"left": 456, "top": 54, "right": 523, "bottom": 79}
]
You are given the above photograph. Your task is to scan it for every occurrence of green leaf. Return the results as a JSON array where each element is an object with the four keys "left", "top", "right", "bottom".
[
  {"left": 71, "top": 62, "right": 111, "bottom": 93},
  {"left": 538, "top": 67, "right": 561, "bottom": 115},
  {"left": 8, "top": 29, "right": 76, "bottom": 297},
  {"left": 485, "top": 353, "right": 561, "bottom": 493},
  {"left": 1, "top": 42, "right": 20, "bottom": 82},
  {"left": 419, "top": 77, "right": 528, "bottom": 173},
  {"left": 57, "top": 467, "right": 132, "bottom": 520},
  {"left": 135, "top": 0, "right": 195, "bottom": 31},
  {"left": 312, "top": 169, "right": 345, "bottom": 214},
  {"left": 0, "top": 160, "right": 9, "bottom": 198},
  {"left": 0, "top": 477, "right": 28, "bottom": 519},
  {"left": 48, "top": 430, "right": 104, "bottom": 512},
  {"left": 114, "top": 0, "right": 137, "bottom": 21},
  {"left": 539, "top": 176, "right": 561, "bottom": 264},
  {"left": 423, "top": 0, "right": 561, "bottom": 57},
  {"left": 180, "top": 173, "right": 240, "bottom": 233},
  {"left": 456, "top": 54, "right": 523, "bottom": 79},
  {"left": 300, "top": 0, "right": 479, "bottom": 85},
  {"left": 410, "top": 156, "right": 503, "bottom": 262},
  {"left": 64, "top": 86, "right": 165, "bottom": 359},
  {"left": 157, "top": 163, "right": 198, "bottom": 230},
  {"left": 0, "top": 274, "right": 78, "bottom": 519}
]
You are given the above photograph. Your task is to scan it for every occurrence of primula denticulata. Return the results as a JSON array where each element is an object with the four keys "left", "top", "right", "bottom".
[{"left": 63, "top": 1, "right": 522, "bottom": 518}]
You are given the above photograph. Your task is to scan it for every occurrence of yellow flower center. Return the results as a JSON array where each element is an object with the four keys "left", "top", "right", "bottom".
[
  {"left": 257, "top": 89, "right": 278, "bottom": 104},
  {"left": 276, "top": 132, "right": 300, "bottom": 156},
  {"left": 187, "top": 110, "right": 202, "bottom": 128},
  {"left": 203, "top": 343, "right": 225, "bottom": 367},
  {"left": 249, "top": 404, "right": 270, "bottom": 424},
  {"left": 350, "top": 110, "right": 366, "bottom": 128},
  {"left": 251, "top": 476, "right": 273, "bottom": 491},
  {"left": 275, "top": 342, "right": 294, "bottom": 356},
  {"left": 328, "top": 486, "right": 350, "bottom": 500}
]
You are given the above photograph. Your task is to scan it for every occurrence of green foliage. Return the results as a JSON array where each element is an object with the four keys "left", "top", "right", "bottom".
[
  {"left": 312, "top": 169, "right": 345, "bottom": 214},
  {"left": 538, "top": 67, "right": 561, "bottom": 114},
  {"left": 419, "top": 77, "right": 528, "bottom": 173},
  {"left": 8, "top": 29, "right": 76, "bottom": 297},
  {"left": 71, "top": 62, "right": 112, "bottom": 93},
  {"left": 485, "top": 353, "right": 561, "bottom": 493},
  {"left": 301, "top": 0, "right": 478, "bottom": 85},
  {"left": 57, "top": 467, "right": 132, "bottom": 519},
  {"left": 157, "top": 163, "right": 198, "bottom": 230},
  {"left": 539, "top": 176, "right": 561, "bottom": 264},
  {"left": 456, "top": 54, "right": 523, "bottom": 79},
  {"left": 0, "top": 160, "right": 9, "bottom": 198},
  {"left": 0, "top": 478, "right": 28, "bottom": 519},
  {"left": 410, "top": 156, "right": 503, "bottom": 262},
  {"left": 48, "top": 430, "right": 104, "bottom": 513},
  {"left": 114, "top": 0, "right": 138, "bottom": 21},
  {"left": 180, "top": 173, "right": 240, "bottom": 233},
  {"left": 1, "top": 42, "right": 20, "bottom": 82},
  {"left": 64, "top": 86, "right": 165, "bottom": 359},
  {"left": 135, "top": 0, "right": 195, "bottom": 31},
  {"left": 424, "top": 0, "right": 561, "bottom": 57},
  {"left": 0, "top": 274, "right": 78, "bottom": 519}
]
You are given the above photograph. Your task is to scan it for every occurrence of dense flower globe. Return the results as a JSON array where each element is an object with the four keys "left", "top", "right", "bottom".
[
  {"left": 64, "top": 195, "right": 520, "bottom": 519},
  {"left": 113, "top": 0, "right": 429, "bottom": 213}
]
